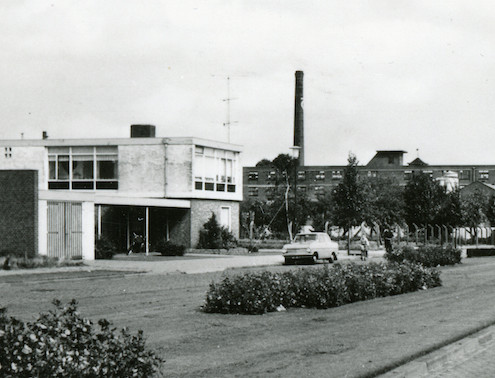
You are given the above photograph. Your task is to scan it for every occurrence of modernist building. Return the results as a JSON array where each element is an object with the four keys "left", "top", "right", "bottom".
[
  {"left": 0, "top": 125, "right": 242, "bottom": 259},
  {"left": 243, "top": 150, "right": 495, "bottom": 202}
]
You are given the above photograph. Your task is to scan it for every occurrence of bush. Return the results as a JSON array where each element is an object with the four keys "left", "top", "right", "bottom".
[
  {"left": 202, "top": 261, "right": 442, "bottom": 314},
  {"left": 155, "top": 240, "right": 186, "bottom": 256},
  {"left": 0, "top": 299, "right": 162, "bottom": 377},
  {"left": 386, "top": 244, "right": 462, "bottom": 267},
  {"left": 95, "top": 237, "right": 117, "bottom": 260},
  {"left": 1, "top": 255, "right": 83, "bottom": 270},
  {"left": 197, "top": 213, "right": 237, "bottom": 250}
]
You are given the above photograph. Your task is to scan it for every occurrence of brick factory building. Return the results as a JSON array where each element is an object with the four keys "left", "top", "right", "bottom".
[
  {"left": 243, "top": 150, "right": 495, "bottom": 202},
  {"left": 244, "top": 71, "right": 495, "bottom": 202},
  {"left": 0, "top": 125, "right": 242, "bottom": 259}
]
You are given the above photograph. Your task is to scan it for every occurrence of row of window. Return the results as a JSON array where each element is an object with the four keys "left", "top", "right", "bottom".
[
  {"left": 248, "top": 186, "right": 327, "bottom": 197},
  {"left": 248, "top": 169, "right": 490, "bottom": 182},
  {"left": 48, "top": 146, "right": 118, "bottom": 190},
  {"left": 248, "top": 170, "right": 342, "bottom": 181},
  {"left": 194, "top": 146, "right": 238, "bottom": 193}
]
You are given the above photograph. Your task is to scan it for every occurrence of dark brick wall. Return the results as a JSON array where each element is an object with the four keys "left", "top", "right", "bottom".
[
  {"left": 190, "top": 199, "right": 240, "bottom": 247},
  {"left": 0, "top": 170, "right": 38, "bottom": 257}
]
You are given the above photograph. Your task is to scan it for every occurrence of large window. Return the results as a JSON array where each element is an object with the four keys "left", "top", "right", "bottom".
[
  {"left": 48, "top": 146, "right": 118, "bottom": 190},
  {"left": 194, "top": 146, "right": 237, "bottom": 193}
]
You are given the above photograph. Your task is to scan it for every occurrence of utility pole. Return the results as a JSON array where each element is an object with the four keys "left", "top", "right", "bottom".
[{"left": 222, "top": 77, "right": 237, "bottom": 143}]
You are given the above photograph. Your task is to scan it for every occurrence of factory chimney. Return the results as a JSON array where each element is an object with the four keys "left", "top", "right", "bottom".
[{"left": 293, "top": 71, "right": 304, "bottom": 165}]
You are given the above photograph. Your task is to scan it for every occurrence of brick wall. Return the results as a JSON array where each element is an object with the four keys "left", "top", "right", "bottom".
[
  {"left": 190, "top": 199, "right": 240, "bottom": 247},
  {"left": 0, "top": 170, "right": 38, "bottom": 257}
]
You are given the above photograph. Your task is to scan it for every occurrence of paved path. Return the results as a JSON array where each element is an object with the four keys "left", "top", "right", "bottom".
[
  {"left": 380, "top": 323, "right": 495, "bottom": 377},
  {"left": 0, "top": 249, "right": 383, "bottom": 277},
  {"left": 86, "top": 249, "right": 381, "bottom": 274}
]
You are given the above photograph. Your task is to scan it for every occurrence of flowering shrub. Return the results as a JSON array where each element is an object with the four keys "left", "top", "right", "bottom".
[
  {"left": 202, "top": 262, "right": 441, "bottom": 314},
  {"left": 0, "top": 299, "right": 162, "bottom": 377},
  {"left": 386, "top": 244, "right": 462, "bottom": 267}
]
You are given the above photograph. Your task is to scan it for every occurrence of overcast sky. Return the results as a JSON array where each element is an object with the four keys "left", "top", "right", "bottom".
[{"left": 1, "top": 1, "right": 495, "bottom": 166}]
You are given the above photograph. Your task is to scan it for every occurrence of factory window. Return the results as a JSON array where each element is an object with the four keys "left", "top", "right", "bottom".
[
  {"left": 422, "top": 170, "right": 433, "bottom": 178},
  {"left": 267, "top": 171, "right": 277, "bottom": 180},
  {"left": 297, "top": 171, "right": 306, "bottom": 180},
  {"left": 248, "top": 171, "right": 259, "bottom": 181},
  {"left": 404, "top": 170, "right": 412, "bottom": 180},
  {"left": 332, "top": 171, "right": 342, "bottom": 179},
  {"left": 248, "top": 187, "right": 259, "bottom": 197},
  {"left": 315, "top": 171, "right": 325, "bottom": 181},
  {"left": 48, "top": 146, "right": 118, "bottom": 190},
  {"left": 297, "top": 186, "right": 306, "bottom": 193},
  {"left": 314, "top": 186, "right": 325, "bottom": 195},
  {"left": 194, "top": 146, "right": 237, "bottom": 193},
  {"left": 459, "top": 170, "right": 471, "bottom": 180},
  {"left": 367, "top": 171, "right": 377, "bottom": 178},
  {"left": 479, "top": 170, "right": 489, "bottom": 181},
  {"left": 4, "top": 147, "right": 12, "bottom": 158}
]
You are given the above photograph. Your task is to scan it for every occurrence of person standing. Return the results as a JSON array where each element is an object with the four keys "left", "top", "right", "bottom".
[
  {"left": 383, "top": 227, "right": 394, "bottom": 253},
  {"left": 360, "top": 234, "right": 369, "bottom": 261}
]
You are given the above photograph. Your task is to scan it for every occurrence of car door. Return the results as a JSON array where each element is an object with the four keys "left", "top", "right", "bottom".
[{"left": 318, "top": 234, "right": 332, "bottom": 259}]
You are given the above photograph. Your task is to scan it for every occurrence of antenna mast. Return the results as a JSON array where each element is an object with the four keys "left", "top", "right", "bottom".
[{"left": 222, "top": 76, "right": 237, "bottom": 143}]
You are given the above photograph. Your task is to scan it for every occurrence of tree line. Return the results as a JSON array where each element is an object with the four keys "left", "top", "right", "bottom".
[{"left": 241, "top": 153, "right": 495, "bottom": 239}]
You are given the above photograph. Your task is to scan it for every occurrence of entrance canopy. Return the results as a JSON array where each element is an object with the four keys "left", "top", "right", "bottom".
[
  {"left": 39, "top": 190, "right": 190, "bottom": 209},
  {"left": 94, "top": 195, "right": 190, "bottom": 209}
]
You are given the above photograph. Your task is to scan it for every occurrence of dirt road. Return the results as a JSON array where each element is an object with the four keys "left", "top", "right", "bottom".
[{"left": 2, "top": 258, "right": 495, "bottom": 377}]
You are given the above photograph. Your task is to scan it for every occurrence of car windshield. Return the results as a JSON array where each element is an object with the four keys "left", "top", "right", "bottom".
[{"left": 293, "top": 234, "right": 318, "bottom": 244}]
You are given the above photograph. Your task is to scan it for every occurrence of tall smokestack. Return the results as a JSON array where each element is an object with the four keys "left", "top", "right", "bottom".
[{"left": 294, "top": 70, "right": 304, "bottom": 165}]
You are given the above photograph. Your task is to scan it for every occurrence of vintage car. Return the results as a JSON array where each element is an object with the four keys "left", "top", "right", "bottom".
[{"left": 282, "top": 232, "right": 339, "bottom": 264}]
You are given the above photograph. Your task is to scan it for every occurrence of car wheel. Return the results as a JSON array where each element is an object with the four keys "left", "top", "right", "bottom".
[
  {"left": 327, "top": 257, "right": 334, "bottom": 264},
  {"left": 312, "top": 253, "right": 318, "bottom": 264}
]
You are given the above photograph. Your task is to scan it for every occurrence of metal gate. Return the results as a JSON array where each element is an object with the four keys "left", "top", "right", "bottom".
[{"left": 47, "top": 201, "right": 83, "bottom": 259}]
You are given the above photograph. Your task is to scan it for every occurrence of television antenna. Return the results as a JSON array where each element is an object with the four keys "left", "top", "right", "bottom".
[{"left": 222, "top": 76, "right": 238, "bottom": 143}]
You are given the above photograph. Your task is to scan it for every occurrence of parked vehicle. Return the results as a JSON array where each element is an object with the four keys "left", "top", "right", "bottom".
[{"left": 282, "top": 232, "right": 339, "bottom": 264}]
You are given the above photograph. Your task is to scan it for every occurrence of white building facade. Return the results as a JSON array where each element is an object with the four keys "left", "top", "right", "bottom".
[{"left": 0, "top": 127, "right": 242, "bottom": 260}]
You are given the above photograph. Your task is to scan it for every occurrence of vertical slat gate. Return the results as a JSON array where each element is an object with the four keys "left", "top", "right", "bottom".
[
  {"left": 47, "top": 201, "right": 83, "bottom": 259},
  {"left": 67, "top": 202, "right": 82, "bottom": 258}
]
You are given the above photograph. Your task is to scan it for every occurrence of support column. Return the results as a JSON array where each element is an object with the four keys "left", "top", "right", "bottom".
[
  {"left": 97, "top": 205, "right": 102, "bottom": 240},
  {"left": 145, "top": 206, "right": 149, "bottom": 255}
]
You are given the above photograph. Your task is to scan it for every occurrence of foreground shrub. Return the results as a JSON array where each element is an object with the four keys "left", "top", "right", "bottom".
[
  {"left": 203, "top": 262, "right": 441, "bottom": 314},
  {"left": 386, "top": 244, "right": 462, "bottom": 267},
  {"left": 0, "top": 299, "right": 162, "bottom": 377},
  {"left": 155, "top": 240, "right": 186, "bottom": 256},
  {"left": 1, "top": 255, "right": 83, "bottom": 270}
]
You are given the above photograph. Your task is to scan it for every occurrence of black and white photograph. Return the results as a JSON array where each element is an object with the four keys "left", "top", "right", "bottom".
[{"left": 1, "top": 1, "right": 495, "bottom": 376}]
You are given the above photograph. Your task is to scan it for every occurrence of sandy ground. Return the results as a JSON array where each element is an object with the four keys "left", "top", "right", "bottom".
[{"left": 1, "top": 256, "right": 495, "bottom": 377}]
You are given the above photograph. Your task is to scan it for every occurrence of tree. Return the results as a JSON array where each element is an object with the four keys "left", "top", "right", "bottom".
[
  {"left": 485, "top": 194, "right": 495, "bottom": 226},
  {"left": 435, "top": 188, "right": 463, "bottom": 227},
  {"left": 361, "top": 177, "right": 405, "bottom": 230},
  {"left": 255, "top": 158, "right": 272, "bottom": 167},
  {"left": 331, "top": 153, "right": 366, "bottom": 253},
  {"left": 461, "top": 189, "right": 488, "bottom": 243},
  {"left": 403, "top": 173, "right": 446, "bottom": 229}
]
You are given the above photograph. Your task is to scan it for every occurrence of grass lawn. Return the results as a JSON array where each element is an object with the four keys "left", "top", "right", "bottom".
[{"left": 1, "top": 258, "right": 495, "bottom": 377}]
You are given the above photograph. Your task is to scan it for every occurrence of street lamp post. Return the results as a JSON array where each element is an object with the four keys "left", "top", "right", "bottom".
[{"left": 290, "top": 146, "right": 301, "bottom": 239}]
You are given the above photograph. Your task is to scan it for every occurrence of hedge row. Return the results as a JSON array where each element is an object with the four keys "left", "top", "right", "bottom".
[
  {"left": 0, "top": 299, "right": 162, "bottom": 377},
  {"left": 203, "top": 262, "right": 441, "bottom": 315},
  {"left": 1, "top": 256, "right": 83, "bottom": 271},
  {"left": 385, "top": 244, "right": 462, "bottom": 267}
]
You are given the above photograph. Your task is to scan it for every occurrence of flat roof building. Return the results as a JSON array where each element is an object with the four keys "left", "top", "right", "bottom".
[{"left": 0, "top": 126, "right": 242, "bottom": 259}]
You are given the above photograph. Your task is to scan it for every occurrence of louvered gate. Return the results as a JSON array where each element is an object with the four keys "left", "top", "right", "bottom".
[{"left": 47, "top": 201, "right": 83, "bottom": 259}]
